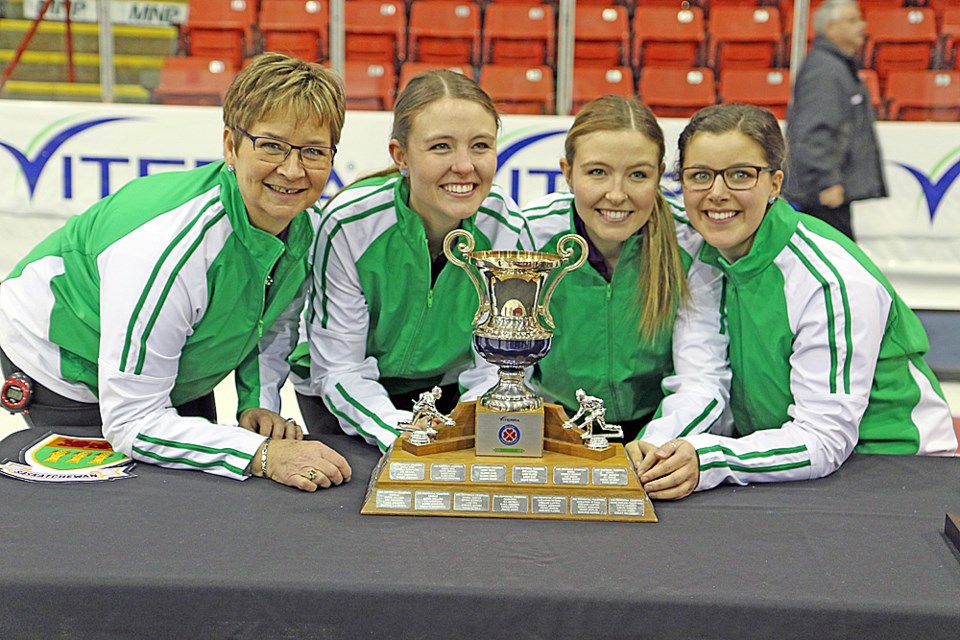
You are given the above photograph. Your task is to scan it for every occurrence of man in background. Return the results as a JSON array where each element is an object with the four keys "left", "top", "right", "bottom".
[{"left": 785, "top": 0, "right": 886, "bottom": 240}]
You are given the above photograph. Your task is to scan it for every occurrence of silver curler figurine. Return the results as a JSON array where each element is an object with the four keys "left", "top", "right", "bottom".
[
  {"left": 396, "top": 386, "right": 455, "bottom": 444},
  {"left": 562, "top": 388, "right": 624, "bottom": 451}
]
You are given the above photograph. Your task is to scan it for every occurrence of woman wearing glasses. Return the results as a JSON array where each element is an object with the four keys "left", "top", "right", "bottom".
[
  {"left": 0, "top": 53, "right": 352, "bottom": 491},
  {"left": 520, "top": 95, "right": 725, "bottom": 442},
  {"left": 290, "top": 70, "right": 524, "bottom": 453},
  {"left": 627, "top": 103, "right": 956, "bottom": 500}
]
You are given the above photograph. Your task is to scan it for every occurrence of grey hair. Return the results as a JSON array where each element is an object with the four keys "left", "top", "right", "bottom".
[{"left": 814, "top": 0, "right": 860, "bottom": 35}]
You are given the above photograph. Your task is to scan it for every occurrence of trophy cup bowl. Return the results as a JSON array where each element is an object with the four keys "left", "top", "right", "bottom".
[{"left": 444, "top": 230, "right": 587, "bottom": 413}]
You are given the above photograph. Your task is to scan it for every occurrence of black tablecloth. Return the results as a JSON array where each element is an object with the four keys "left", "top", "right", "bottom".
[{"left": 2, "top": 429, "right": 958, "bottom": 639}]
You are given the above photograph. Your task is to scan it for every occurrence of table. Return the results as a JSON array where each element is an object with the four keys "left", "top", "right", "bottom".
[{"left": 2, "top": 429, "right": 958, "bottom": 639}]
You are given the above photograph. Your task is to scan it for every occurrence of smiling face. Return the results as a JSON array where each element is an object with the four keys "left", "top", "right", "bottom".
[
  {"left": 223, "top": 113, "right": 333, "bottom": 235},
  {"left": 561, "top": 129, "right": 663, "bottom": 263},
  {"left": 681, "top": 130, "right": 783, "bottom": 264},
  {"left": 389, "top": 97, "right": 498, "bottom": 242}
]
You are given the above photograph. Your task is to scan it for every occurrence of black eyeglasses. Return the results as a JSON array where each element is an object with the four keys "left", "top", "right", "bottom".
[
  {"left": 680, "top": 165, "right": 776, "bottom": 191},
  {"left": 235, "top": 127, "right": 336, "bottom": 170}
]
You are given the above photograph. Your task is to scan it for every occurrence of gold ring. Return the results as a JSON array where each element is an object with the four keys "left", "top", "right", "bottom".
[{"left": 305, "top": 468, "right": 317, "bottom": 481}]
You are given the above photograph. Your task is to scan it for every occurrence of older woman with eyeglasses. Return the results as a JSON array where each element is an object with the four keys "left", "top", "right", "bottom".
[
  {"left": 627, "top": 103, "right": 956, "bottom": 500},
  {"left": 0, "top": 53, "right": 352, "bottom": 491}
]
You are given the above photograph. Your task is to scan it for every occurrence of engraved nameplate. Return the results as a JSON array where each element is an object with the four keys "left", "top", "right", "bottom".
[
  {"left": 471, "top": 464, "right": 507, "bottom": 483},
  {"left": 571, "top": 496, "right": 607, "bottom": 515},
  {"left": 531, "top": 495, "right": 568, "bottom": 515},
  {"left": 415, "top": 491, "right": 452, "bottom": 511},
  {"left": 389, "top": 462, "right": 425, "bottom": 481},
  {"left": 592, "top": 467, "right": 629, "bottom": 486},
  {"left": 609, "top": 497, "right": 645, "bottom": 517},
  {"left": 493, "top": 494, "right": 529, "bottom": 513},
  {"left": 430, "top": 463, "right": 466, "bottom": 482},
  {"left": 512, "top": 466, "right": 548, "bottom": 484},
  {"left": 554, "top": 466, "right": 590, "bottom": 485},
  {"left": 453, "top": 492, "right": 491, "bottom": 512},
  {"left": 375, "top": 489, "right": 412, "bottom": 510}
]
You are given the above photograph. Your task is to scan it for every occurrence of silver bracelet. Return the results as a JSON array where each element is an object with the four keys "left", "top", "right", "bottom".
[{"left": 259, "top": 437, "right": 271, "bottom": 478}]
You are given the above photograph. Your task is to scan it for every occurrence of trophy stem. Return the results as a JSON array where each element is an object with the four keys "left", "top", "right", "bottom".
[{"left": 480, "top": 365, "right": 543, "bottom": 412}]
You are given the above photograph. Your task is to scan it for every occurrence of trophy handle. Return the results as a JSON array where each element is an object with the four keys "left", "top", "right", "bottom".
[
  {"left": 443, "top": 229, "right": 487, "bottom": 327},
  {"left": 539, "top": 233, "right": 588, "bottom": 329}
]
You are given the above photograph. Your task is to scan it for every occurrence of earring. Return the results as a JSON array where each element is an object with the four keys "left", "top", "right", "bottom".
[
  {"left": 399, "top": 167, "right": 408, "bottom": 178},
  {"left": 768, "top": 195, "right": 776, "bottom": 204},
  {"left": 227, "top": 164, "right": 235, "bottom": 173}
]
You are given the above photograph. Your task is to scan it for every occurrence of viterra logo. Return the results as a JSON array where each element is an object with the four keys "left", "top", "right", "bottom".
[
  {"left": 892, "top": 149, "right": 960, "bottom": 223},
  {"left": 0, "top": 116, "right": 134, "bottom": 198}
]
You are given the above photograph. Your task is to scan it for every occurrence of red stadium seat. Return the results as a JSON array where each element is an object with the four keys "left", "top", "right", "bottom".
[
  {"left": 937, "top": 6, "right": 960, "bottom": 69},
  {"left": 397, "top": 62, "right": 475, "bottom": 92},
  {"left": 482, "top": 4, "right": 555, "bottom": 67},
  {"left": 708, "top": 6, "right": 782, "bottom": 70},
  {"left": 478, "top": 64, "right": 555, "bottom": 114},
  {"left": 181, "top": 0, "right": 258, "bottom": 68},
  {"left": 575, "top": 6, "right": 630, "bottom": 67},
  {"left": 342, "top": 61, "right": 397, "bottom": 111},
  {"left": 718, "top": 67, "right": 791, "bottom": 118},
  {"left": 638, "top": 67, "right": 716, "bottom": 118},
  {"left": 885, "top": 70, "right": 960, "bottom": 120},
  {"left": 408, "top": 2, "right": 481, "bottom": 65},
  {"left": 152, "top": 56, "right": 237, "bottom": 106},
  {"left": 864, "top": 8, "right": 937, "bottom": 81},
  {"left": 858, "top": 68, "right": 884, "bottom": 118},
  {"left": 259, "top": 0, "right": 329, "bottom": 62},
  {"left": 572, "top": 66, "right": 634, "bottom": 113},
  {"left": 632, "top": 7, "right": 705, "bottom": 69},
  {"left": 344, "top": 1, "right": 407, "bottom": 64}
]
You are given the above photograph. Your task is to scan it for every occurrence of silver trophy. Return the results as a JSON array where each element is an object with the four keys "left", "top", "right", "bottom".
[{"left": 444, "top": 229, "right": 587, "bottom": 413}]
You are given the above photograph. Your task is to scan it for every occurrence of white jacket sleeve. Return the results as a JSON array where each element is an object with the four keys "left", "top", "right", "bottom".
[
  {"left": 97, "top": 232, "right": 265, "bottom": 481},
  {"left": 642, "top": 256, "right": 731, "bottom": 445},
  {"left": 306, "top": 228, "right": 407, "bottom": 452}
]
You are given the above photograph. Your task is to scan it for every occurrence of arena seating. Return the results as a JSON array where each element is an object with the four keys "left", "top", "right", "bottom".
[{"left": 119, "top": 0, "right": 954, "bottom": 118}]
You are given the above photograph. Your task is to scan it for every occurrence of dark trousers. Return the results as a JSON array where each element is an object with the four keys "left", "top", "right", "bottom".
[
  {"left": 797, "top": 201, "right": 854, "bottom": 241},
  {"left": 296, "top": 383, "right": 460, "bottom": 437},
  {"left": 0, "top": 346, "right": 216, "bottom": 430}
]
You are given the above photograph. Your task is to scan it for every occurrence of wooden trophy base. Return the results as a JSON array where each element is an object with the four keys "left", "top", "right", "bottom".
[{"left": 361, "top": 400, "right": 657, "bottom": 522}]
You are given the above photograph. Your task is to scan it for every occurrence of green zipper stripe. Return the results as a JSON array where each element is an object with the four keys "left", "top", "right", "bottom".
[
  {"left": 119, "top": 200, "right": 222, "bottom": 372},
  {"left": 335, "top": 382, "right": 400, "bottom": 438},
  {"left": 316, "top": 203, "right": 395, "bottom": 327},
  {"left": 678, "top": 399, "right": 719, "bottom": 437},
  {"left": 796, "top": 227, "right": 854, "bottom": 394},
  {"left": 326, "top": 395, "right": 388, "bottom": 453},
  {"left": 786, "top": 240, "right": 840, "bottom": 393},
  {"left": 132, "top": 445, "right": 246, "bottom": 476},
  {"left": 135, "top": 433, "right": 254, "bottom": 459},
  {"left": 699, "top": 459, "right": 813, "bottom": 473}
]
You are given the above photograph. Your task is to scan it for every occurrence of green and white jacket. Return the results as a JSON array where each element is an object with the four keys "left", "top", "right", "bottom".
[
  {"left": 0, "top": 162, "right": 310, "bottom": 479},
  {"left": 295, "top": 175, "right": 524, "bottom": 451},
  {"left": 521, "top": 192, "right": 727, "bottom": 427},
  {"left": 642, "top": 199, "right": 957, "bottom": 491}
]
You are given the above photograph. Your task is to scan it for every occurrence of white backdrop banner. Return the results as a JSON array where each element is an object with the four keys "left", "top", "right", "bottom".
[{"left": 1, "top": 99, "right": 958, "bottom": 308}]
